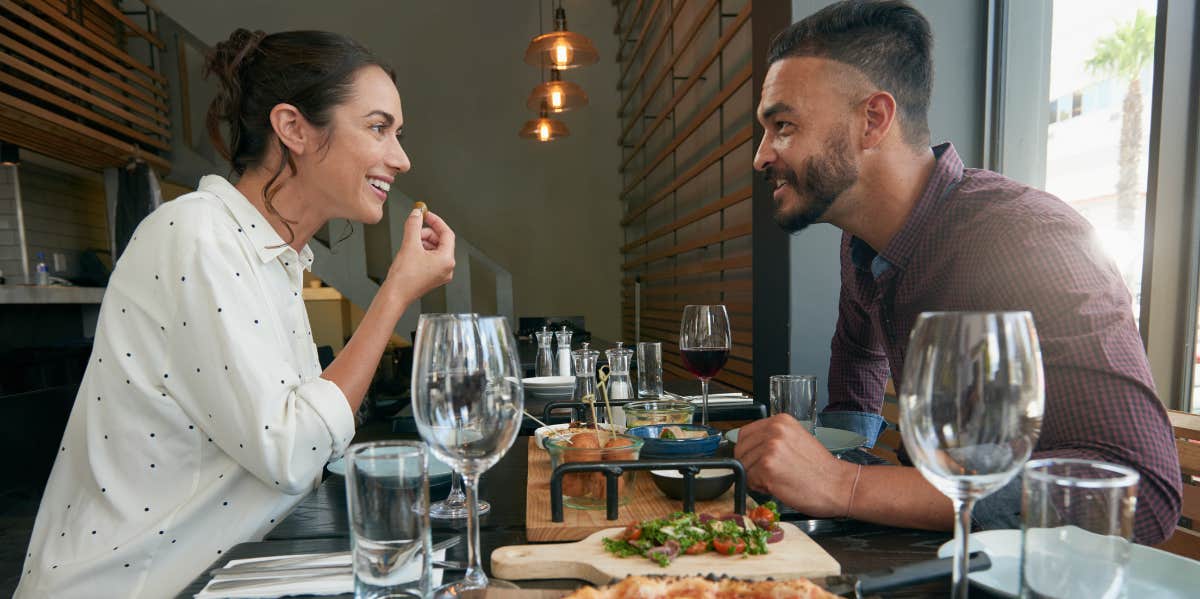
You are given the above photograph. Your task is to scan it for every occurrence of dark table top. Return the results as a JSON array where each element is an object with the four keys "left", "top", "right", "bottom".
[{"left": 180, "top": 437, "right": 991, "bottom": 598}]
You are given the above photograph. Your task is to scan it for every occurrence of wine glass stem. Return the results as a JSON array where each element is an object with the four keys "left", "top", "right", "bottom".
[
  {"left": 951, "top": 497, "right": 975, "bottom": 599},
  {"left": 462, "top": 472, "right": 488, "bottom": 589},
  {"left": 447, "top": 473, "right": 465, "bottom": 504},
  {"left": 700, "top": 378, "right": 710, "bottom": 426}
]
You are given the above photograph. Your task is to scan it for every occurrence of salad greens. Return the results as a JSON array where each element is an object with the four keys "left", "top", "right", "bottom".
[{"left": 601, "top": 502, "right": 782, "bottom": 566}]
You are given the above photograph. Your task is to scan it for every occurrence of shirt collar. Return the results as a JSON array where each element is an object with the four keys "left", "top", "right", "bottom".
[
  {"left": 862, "top": 142, "right": 964, "bottom": 273},
  {"left": 198, "top": 175, "right": 314, "bottom": 270}
]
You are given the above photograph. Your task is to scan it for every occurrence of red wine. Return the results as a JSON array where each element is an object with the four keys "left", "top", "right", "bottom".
[{"left": 680, "top": 348, "right": 729, "bottom": 379}]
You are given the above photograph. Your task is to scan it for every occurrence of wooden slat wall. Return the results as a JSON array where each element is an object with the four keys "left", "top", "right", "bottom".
[
  {"left": 0, "top": 0, "right": 170, "bottom": 172},
  {"left": 615, "top": 0, "right": 755, "bottom": 393}
]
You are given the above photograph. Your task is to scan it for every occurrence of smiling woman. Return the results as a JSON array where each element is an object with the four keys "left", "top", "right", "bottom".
[{"left": 14, "top": 29, "right": 456, "bottom": 599}]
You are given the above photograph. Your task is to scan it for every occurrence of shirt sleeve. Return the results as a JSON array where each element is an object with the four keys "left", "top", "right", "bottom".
[
  {"left": 825, "top": 235, "right": 891, "bottom": 446},
  {"left": 978, "top": 207, "right": 1181, "bottom": 545},
  {"left": 157, "top": 205, "right": 355, "bottom": 495}
]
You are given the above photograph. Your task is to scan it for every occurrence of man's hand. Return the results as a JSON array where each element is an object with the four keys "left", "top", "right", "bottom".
[{"left": 734, "top": 414, "right": 857, "bottom": 517}]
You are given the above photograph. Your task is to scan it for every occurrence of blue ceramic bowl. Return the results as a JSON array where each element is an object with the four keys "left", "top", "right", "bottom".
[{"left": 625, "top": 424, "right": 723, "bottom": 459}]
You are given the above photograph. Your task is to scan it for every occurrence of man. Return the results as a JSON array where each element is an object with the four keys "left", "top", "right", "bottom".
[{"left": 734, "top": 0, "right": 1181, "bottom": 544}]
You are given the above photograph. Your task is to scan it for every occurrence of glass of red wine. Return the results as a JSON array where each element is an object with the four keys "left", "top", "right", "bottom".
[{"left": 679, "top": 305, "right": 731, "bottom": 426}]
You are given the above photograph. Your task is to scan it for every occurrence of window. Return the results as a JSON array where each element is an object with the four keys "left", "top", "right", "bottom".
[{"left": 993, "top": 0, "right": 1200, "bottom": 410}]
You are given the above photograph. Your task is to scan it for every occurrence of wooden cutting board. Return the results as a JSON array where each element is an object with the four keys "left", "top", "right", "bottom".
[
  {"left": 525, "top": 438, "right": 739, "bottom": 542},
  {"left": 491, "top": 523, "right": 840, "bottom": 584}
]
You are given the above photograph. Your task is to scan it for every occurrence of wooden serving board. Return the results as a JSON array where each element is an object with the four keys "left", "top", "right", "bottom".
[
  {"left": 492, "top": 523, "right": 840, "bottom": 584},
  {"left": 525, "top": 438, "right": 736, "bottom": 542}
]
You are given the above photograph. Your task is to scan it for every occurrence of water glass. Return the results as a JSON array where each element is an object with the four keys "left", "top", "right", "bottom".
[
  {"left": 769, "top": 374, "right": 818, "bottom": 433},
  {"left": 345, "top": 441, "right": 431, "bottom": 599},
  {"left": 636, "top": 341, "right": 663, "bottom": 398},
  {"left": 1020, "top": 458, "right": 1139, "bottom": 599}
]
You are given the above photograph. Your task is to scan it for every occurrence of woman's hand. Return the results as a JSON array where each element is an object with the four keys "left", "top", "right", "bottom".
[{"left": 384, "top": 207, "right": 456, "bottom": 303}]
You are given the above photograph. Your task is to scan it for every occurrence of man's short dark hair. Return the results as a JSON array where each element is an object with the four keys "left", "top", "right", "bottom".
[{"left": 767, "top": 0, "right": 932, "bottom": 147}]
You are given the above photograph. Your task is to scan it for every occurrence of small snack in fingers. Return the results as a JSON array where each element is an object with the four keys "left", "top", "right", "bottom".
[{"left": 413, "top": 201, "right": 427, "bottom": 219}]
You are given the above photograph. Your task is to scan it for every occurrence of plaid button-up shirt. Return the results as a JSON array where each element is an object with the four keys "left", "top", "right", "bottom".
[{"left": 823, "top": 143, "right": 1182, "bottom": 544}]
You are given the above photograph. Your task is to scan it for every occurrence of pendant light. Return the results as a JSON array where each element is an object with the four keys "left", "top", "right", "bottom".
[
  {"left": 526, "top": 69, "right": 588, "bottom": 113},
  {"left": 523, "top": 2, "right": 598, "bottom": 70},
  {"left": 518, "top": 103, "right": 570, "bottom": 142}
]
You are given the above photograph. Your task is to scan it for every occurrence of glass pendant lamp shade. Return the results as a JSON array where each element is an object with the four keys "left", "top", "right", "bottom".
[
  {"left": 526, "top": 71, "right": 588, "bottom": 113},
  {"left": 518, "top": 111, "right": 570, "bottom": 142},
  {"left": 523, "top": 7, "right": 598, "bottom": 70}
]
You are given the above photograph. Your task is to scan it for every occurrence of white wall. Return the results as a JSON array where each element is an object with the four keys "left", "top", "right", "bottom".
[
  {"left": 153, "top": 0, "right": 623, "bottom": 340},
  {"left": 786, "top": 0, "right": 987, "bottom": 409}
]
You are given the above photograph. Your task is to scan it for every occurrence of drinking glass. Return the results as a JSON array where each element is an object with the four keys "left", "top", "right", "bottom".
[
  {"left": 636, "top": 341, "right": 663, "bottom": 398},
  {"left": 1020, "top": 458, "right": 1139, "bottom": 599},
  {"left": 899, "top": 311, "right": 1045, "bottom": 599},
  {"left": 345, "top": 441, "right": 431, "bottom": 599},
  {"left": 769, "top": 374, "right": 818, "bottom": 433},
  {"left": 679, "top": 305, "right": 731, "bottom": 426},
  {"left": 412, "top": 314, "right": 523, "bottom": 596}
]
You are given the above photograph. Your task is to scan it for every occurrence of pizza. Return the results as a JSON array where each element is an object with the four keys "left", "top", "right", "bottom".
[{"left": 563, "top": 575, "right": 839, "bottom": 599}]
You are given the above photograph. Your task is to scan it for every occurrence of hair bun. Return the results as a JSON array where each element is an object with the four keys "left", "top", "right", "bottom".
[{"left": 204, "top": 28, "right": 267, "bottom": 162}]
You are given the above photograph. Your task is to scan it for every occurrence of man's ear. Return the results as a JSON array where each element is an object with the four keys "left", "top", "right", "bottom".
[
  {"left": 861, "top": 91, "right": 897, "bottom": 150},
  {"left": 268, "top": 103, "right": 310, "bottom": 157}
]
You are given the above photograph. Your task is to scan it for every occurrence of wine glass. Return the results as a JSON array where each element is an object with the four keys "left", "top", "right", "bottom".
[
  {"left": 412, "top": 314, "right": 523, "bottom": 596},
  {"left": 898, "top": 311, "right": 1045, "bottom": 599},
  {"left": 679, "top": 305, "right": 731, "bottom": 426},
  {"left": 418, "top": 313, "right": 485, "bottom": 520}
]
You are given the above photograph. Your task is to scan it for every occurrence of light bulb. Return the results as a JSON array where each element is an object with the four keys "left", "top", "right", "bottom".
[
  {"left": 553, "top": 40, "right": 572, "bottom": 67},
  {"left": 550, "top": 89, "right": 564, "bottom": 109},
  {"left": 538, "top": 122, "right": 551, "bottom": 141}
]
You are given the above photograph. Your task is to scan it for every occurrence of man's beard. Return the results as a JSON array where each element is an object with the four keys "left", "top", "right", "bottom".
[{"left": 768, "top": 127, "right": 858, "bottom": 234}]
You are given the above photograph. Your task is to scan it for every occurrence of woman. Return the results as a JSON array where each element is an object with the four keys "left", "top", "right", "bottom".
[{"left": 15, "top": 29, "right": 454, "bottom": 598}]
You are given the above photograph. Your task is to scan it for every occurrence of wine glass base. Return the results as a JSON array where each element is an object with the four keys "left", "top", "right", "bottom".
[
  {"left": 429, "top": 499, "right": 490, "bottom": 520},
  {"left": 431, "top": 578, "right": 518, "bottom": 598}
]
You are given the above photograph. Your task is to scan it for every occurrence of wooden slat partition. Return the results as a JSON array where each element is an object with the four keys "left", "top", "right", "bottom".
[
  {"left": 620, "top": 0, "right": 751, "bottom": 150},
  {"left": 0, "top": 0, "right": 170, "bottom": 172},
  {"left": 89, "top": 0, "right": 165, "bottom": 49},
  {"left": 618, "top": 0, "right": 715, "bottom": 131},
  {"left": 616, "top": 0, "right": 661, "bottom": 65},
  {"left": 618, "top": 0, "right": 689, "bottom": 98},
  {"left": 617, "top": 0, "right": 757, "bottom": 394}
]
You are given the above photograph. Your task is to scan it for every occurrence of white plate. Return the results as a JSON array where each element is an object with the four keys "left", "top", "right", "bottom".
[
  {"left": 935, "top": 529, "right": 1200, "bottom": 598},
  {"left": 522, "top": 376, "right": 575, "bottom": 388},
  {"left": 326, "top": 455, "right": 454, "bottom": 481},
  {"left": 724, "top": 426, "right": 867, "bottom": 454}
]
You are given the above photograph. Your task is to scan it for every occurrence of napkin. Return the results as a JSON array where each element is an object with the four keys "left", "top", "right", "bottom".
[{"left": 195, "top": 549, "right": 446, "bottom": 598}]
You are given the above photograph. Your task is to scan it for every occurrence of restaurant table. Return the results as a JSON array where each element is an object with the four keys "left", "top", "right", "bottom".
[{"left": 178, "top": 438, "right": 1010, "bottom": 598}]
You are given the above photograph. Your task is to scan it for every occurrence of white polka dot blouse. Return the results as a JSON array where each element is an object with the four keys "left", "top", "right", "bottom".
[{"left": 15, "top": 175, "right": 354, "bottom": 598}]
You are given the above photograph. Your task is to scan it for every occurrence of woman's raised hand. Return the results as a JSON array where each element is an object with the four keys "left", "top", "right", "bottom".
[{"left": 386, "top": 207, "right": 456, "bottom": 302}]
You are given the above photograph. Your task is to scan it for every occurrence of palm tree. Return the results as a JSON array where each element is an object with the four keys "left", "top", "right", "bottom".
[{"left": 1085, "top": 9, "right": 1156, "bottom": 231}]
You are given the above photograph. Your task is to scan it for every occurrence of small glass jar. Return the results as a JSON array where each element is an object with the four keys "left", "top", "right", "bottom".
[
  {"left": 622, "top": 399, "right": 695, "bottom": 428},
  {"left": 544, "top": 432, "right": 643, "bottom": 510}
]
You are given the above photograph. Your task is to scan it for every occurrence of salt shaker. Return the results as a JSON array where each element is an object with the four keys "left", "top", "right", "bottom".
[
  {"left": 605, "top": 342, "right": 634, "bottom": 400},
  {"left": 571, "top": 343, "right": 600, "bottom": 427},
  {"left": 555, "top": 326, "right": 573, "bottom": 377}
]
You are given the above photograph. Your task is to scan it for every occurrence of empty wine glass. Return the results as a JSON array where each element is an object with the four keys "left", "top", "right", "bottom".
[
  {"left": 679, "top": 305, "right": 731, "bottom": 426},
  {"left": 412, "top": 314, "right": 523, "bottom": 596},
  {"left": 419, "top": 313, "right": 486, "bottom": 520},
  {"left": 899, "top": 311, "right": 1045, "bottom": 599}
]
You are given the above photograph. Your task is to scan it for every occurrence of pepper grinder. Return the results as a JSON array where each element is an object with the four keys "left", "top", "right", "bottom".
[{"left": 555, "top": 326, "right": 573, "bottom": 377}]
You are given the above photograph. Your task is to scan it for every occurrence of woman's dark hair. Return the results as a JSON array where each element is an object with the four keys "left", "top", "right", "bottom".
[
  {"left": 204, "top": 29, "right": 390, "bottom": 242},
  {"left": 767, "top": 0, "right": 932, "bottom": 147}
]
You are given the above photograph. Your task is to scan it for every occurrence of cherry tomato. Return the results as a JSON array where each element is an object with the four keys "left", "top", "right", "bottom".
[
  {"left": 712, "top": 537, "right": 746, "bottom": 555},
  {"left": 749, "top": 505, "right": 777, "bottom": 528},
  {"left": 623, "top": 525, "right": 642, "bottom": 541},
  {"left": 685, "top": 541, "right": 708, "bottom": 555}
]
